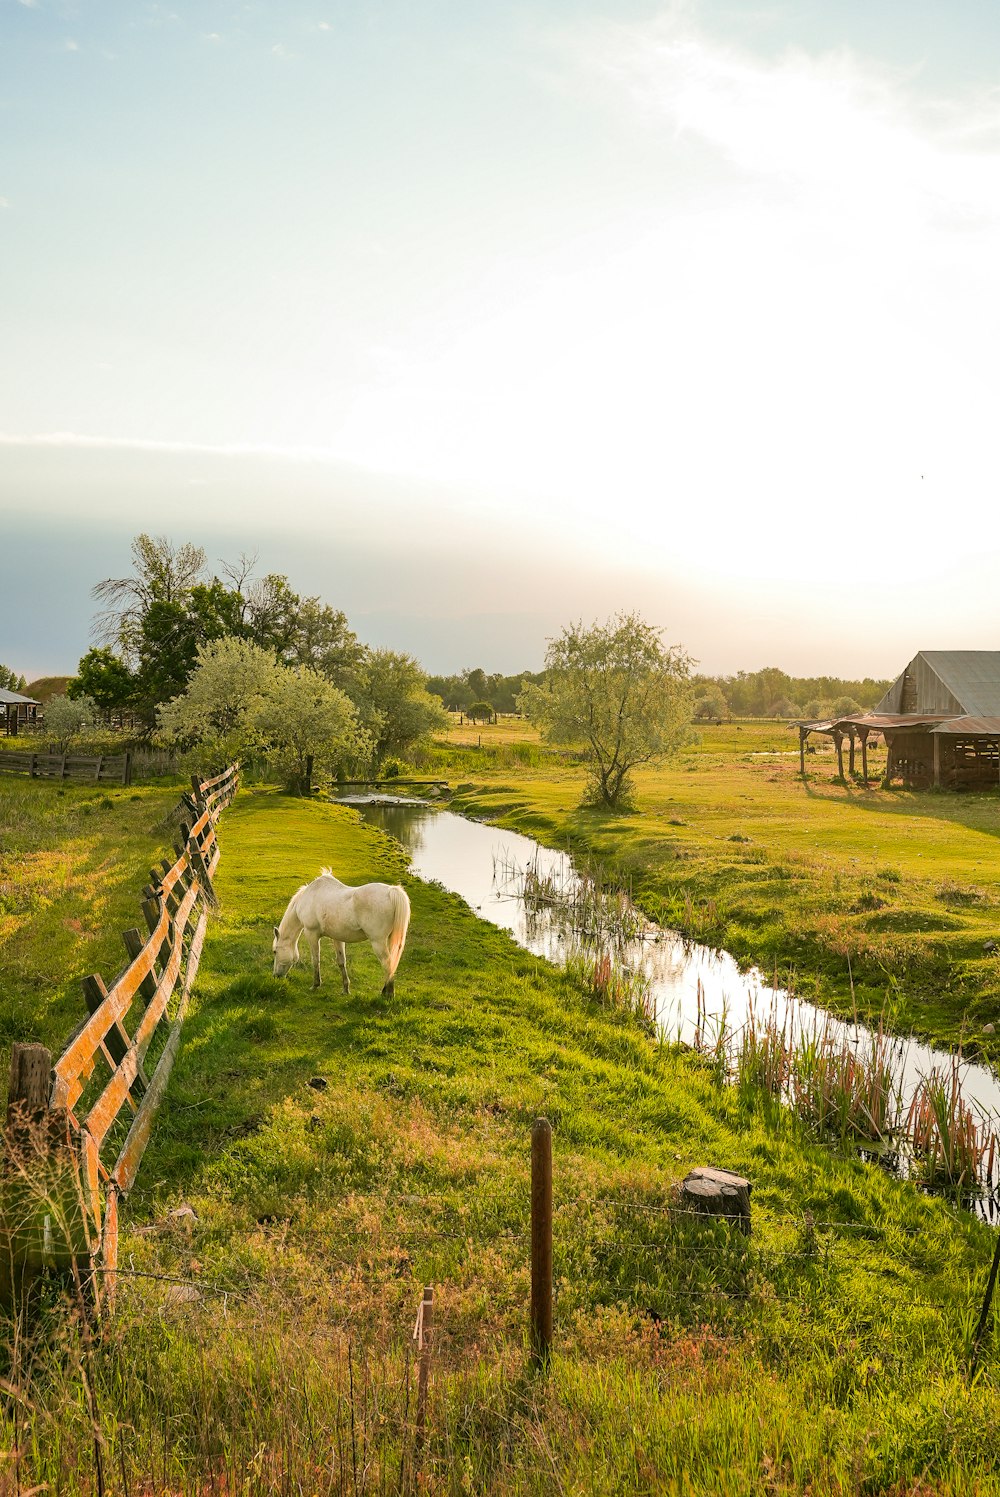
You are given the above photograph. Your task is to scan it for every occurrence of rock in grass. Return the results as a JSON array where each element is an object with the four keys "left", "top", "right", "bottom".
[
  {"left": 308, "top": 1076, "right": 329, "bottom": 1091},
  {"left": 681, "top": 1167, "right": 751, "bottom": 1235}
]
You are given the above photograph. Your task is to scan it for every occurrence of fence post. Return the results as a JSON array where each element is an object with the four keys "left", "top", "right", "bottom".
[
  {"left": 414, "top": 1284, "right": 434, "bottom": 1455},
  {"left": 531, "top": 1117, "right": 553, "bottom": 1367},
  {"left": 123, "top": 750, "right": 132, "bottom": 788},
  {"left": 970, "top": 1232, "right": 1000, "bottom": 1380}
]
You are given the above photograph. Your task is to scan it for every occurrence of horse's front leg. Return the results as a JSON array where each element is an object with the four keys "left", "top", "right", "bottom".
[
  {"left": 305, "top": 930, "right": 321, "bottom": 990},
  {"left": 335, "top": 941, "right": 350, "bottom": 996}
]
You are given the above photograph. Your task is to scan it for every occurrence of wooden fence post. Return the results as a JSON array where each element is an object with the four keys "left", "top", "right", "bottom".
[
  {"left": 123, "top": 750, "right": 132, "bottom": 787},
  {"left": 414, "top": 1284, "right": 434, "bottom": 1455},
  {"left": 970, "top": 1232, "right": 1000, "bottom": 1380},
  {"left": 531, "top": 1117, "right": 553, "bottom": 1367}
]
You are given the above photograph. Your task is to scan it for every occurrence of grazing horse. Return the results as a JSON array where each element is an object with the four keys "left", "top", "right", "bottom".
[{"left": 272, "top": 868, "right": 411, "bottom": 996}]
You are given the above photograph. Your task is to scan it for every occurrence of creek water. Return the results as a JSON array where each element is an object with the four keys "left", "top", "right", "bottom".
[{"left": 343, "top": 796, "right": 1000, "bottom": 1200}]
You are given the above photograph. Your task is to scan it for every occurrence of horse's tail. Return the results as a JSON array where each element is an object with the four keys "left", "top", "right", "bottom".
[{"left": 385, "top": 886, "right": 411, "bottom": 978}]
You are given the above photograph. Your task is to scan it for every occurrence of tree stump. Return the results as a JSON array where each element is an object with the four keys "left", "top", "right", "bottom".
[{"left": 681, "top": 1167, "right": 751, "bottom": 1235}]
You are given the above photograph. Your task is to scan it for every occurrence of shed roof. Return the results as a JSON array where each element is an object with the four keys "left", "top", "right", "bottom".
[
  {"left": 0, "top": 689, "right": 40, "bottom": 706},
  {"left": 876, "top": 651, "right": 1000, "bottom": 716}
]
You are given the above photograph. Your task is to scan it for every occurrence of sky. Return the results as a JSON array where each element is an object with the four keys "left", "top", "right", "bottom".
[{"left": 3, "top": 0, "right": 1000, "bottom": 679}]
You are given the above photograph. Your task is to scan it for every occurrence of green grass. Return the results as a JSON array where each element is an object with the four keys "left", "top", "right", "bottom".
[
  {"left": 0, "top": 776, "right": 185, "bottom": 1067},
  {"left": 3, "top": 785, "right": 1000, "bottom": 1492},
  {"left": 443, "top": 723, "right": 1000, "bottom": 1051}
]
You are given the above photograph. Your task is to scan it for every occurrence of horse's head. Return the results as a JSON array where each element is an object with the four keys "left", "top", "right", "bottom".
[{"left": 272, "top": 924, "right": 300, "bottom": 978}]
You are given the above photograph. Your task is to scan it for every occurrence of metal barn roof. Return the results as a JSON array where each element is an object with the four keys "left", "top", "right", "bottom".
[
  {"left": 0, "top": 689, "right": 40, "bottom": 706},
  {"left": 875, "top": 651, "right": 1000, "bottom": 717}
]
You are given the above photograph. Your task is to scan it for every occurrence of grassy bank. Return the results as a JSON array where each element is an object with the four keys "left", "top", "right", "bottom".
[
  {"left": 3, "top": 787, "right": 1000, "bottom": 1492},
  {"left": 443, "top": 723, "right": 1000, "bottom": 1051},
  {"left": 0, "top": 776, "right": 184, "bottom": 1070}
]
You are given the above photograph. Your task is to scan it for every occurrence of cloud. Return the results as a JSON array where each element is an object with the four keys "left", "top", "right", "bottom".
[
  {"left": 0, "top": 430, "right": 338, "bottom": 462},
  {"left": 0, "top": 197, "right": 9, "bottom": 210},
  {"left": 571, "top": 15, "right": 1000, "bottom": 233}
]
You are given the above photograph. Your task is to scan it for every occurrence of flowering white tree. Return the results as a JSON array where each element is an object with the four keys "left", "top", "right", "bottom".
[{"left": 158, "top": 637, "right": 363, "bottom": 789}]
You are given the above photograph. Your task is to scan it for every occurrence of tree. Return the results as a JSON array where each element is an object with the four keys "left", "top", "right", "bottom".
[
  {"left": 694, "top": 686, "right": 728, "bottom": 721},
  {"left": 70, "top": 648, "right": 137, "bottom": 714},
  {"left": 157, "top": 638, "right": 282, "bottom": 759},
  {"left": 351, "top": 650, "right": 448, "bottom": 768},
  {"left": 468, "top": 700, "right": 494, "bottom": 723},
  {"left": 0, "top": 664, "right": 26, "bottom": 693},
  {"left": 255, "top": 665, "right": 362, "bottom": 792},
  {"left": 157, "top": 637, "right": 363, "bottom": 788},
  {"left": 519, "top": 613, "right": 693, "bottom": 809},
  {"left": 92, "top": 534, "right": 208, "bottom": 658},
  {"left": 44, "top": 693, "right": 97, "bottom": 751}
]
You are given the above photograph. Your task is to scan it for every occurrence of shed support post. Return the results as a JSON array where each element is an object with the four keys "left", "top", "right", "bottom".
[
  {"left": 799, "top": 726, "right": 806, "bottom": 775},
  {"left": 834, "top": 731, "right": 844, "bottom": 781},
  {"left": 933, "top": 733, "right": 942, "bottom": 788},
  {"left": 860, "top": 730, "right": 869, "bottom": 783},
  {"left": 848, "top": 730, "right": 856, "bottom": 777}
]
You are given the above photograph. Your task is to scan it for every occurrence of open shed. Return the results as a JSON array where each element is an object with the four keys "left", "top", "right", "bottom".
[
  {"left": 0, "top": 689, "right": 41, "bottom": 736},
  {"left": 798, "top": 652, "right": 1000, "bottom": 789}
]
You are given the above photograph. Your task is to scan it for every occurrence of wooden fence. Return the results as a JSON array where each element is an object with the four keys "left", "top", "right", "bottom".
[
  {"left": 0, "top": 750, "right": 132, "bottom": 785},
  {"left": 1, "top": 763, "right": 239, "bottom": 1312}
]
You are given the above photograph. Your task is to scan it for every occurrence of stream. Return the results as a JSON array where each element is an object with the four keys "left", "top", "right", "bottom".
[{"left": 341, "top": 795, "right": 1000, "bottom": 1205}]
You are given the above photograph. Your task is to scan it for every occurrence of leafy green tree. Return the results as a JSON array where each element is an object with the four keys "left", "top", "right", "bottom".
[
  {"left": 131, "top": 580, "right": 246, "bottom": 723},
  {"left": 70, "top": 648, "right": 137, "bottom": 713},
  {"left": 93, "top": 533, "right": 208, "bottom": 657},
  {"left": 468, "top": 700, "right": 494, "bottom": 722},
  {"left": 519, "top": 613, "right": 693, "bottom": 809},
  {"left": 352, "top": 650, "right": 448, "bottom": 768},
  {"left": 0, "top": 664, "right": 23, "bottom": 692}
]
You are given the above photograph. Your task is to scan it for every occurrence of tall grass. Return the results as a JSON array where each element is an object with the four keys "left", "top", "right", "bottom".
[
  {"left": 719, "top": 995, "right": 998, "bottom": 1202},
  {"left": 907, "top": 1057, "right": 998, "bottom": 1196}
]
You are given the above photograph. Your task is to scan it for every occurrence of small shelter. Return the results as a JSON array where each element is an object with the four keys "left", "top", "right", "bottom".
[
  {"left": 798, "top": 652, "right": 1000, "bottom": 790},
  {"left": 0, "top": 689, "right": 41, "bottom": 737}
]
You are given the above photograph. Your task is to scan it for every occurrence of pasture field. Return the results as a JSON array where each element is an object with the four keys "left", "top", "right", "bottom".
[
  {"left": 0, "top": 776, "right": 184, "bottom": 1075},
  {"left": 3, "top": 785, "right": 1000, "bottom": 1492},
  {"left": 443, "top": 722, "right": 1000, "bottom": 1050}
]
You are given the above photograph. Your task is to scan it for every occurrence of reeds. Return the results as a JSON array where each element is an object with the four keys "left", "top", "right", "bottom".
[
  {"left": 494, "top": 851, "right": 647, "bottom": 947},
  {"left": 565, "top": 946, "right": 654, "bottom": 1022},
  {"left": 701, "top": 993, "right": 998, "bottom": 1202},
  {"left": 907, "top": 1057, "right": 998, "bottom": 1196}
]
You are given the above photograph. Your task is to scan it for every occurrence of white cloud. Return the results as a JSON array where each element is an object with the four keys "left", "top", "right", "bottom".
[
  {"left": 0, "top": 197, "right": 9, "bottom": 210},
  {"left": 64, "top": 38, "right": 79, "bottom": 52},
  {"left": 574, "top": 16, "right": 1000, "bottom": 233}
]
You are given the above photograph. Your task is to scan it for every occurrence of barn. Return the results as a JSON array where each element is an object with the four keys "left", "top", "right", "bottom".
[
  {"left": 799, "top": 651, "right": 1000, "bottom": 790},
  {"left": 0, "top": 689, "right": 41, "bottom": 736}
]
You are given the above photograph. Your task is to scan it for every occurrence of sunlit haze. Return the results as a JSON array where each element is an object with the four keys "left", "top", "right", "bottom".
[{"left": 3, "top": 1, "right": 1000, "bottom": 677}]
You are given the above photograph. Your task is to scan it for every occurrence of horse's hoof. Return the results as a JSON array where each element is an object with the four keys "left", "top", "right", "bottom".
[{"left": 381, "top": 981, "right": 395, "bottom": 998}]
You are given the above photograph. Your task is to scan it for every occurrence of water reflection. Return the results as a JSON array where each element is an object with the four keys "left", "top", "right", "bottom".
[{"left": 348, "top": 799, "right": 1000, "bottom": 1209}]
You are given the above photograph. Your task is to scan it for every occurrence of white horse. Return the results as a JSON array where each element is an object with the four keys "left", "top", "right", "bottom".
[{"left": 272, "top": 868, "right": 411, "bottom": 996}]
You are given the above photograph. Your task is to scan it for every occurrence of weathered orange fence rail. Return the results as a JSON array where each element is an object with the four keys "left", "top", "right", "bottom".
[
  {"left": 1, "top": 763, "right": 239, "bottom": 1311},
  {"left": 0, "top": 749, "right": 133, "bottom": 785}
]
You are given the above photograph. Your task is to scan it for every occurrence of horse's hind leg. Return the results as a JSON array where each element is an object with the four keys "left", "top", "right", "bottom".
[
  {"left": 335, "top": 941, "right": 350, "bottom": 995},
  {"left": 305, "top": 930, "right": 321, "bottom": 990},
  {"left": 373, "top": 939, "right": 395, "bottom": 997}
]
